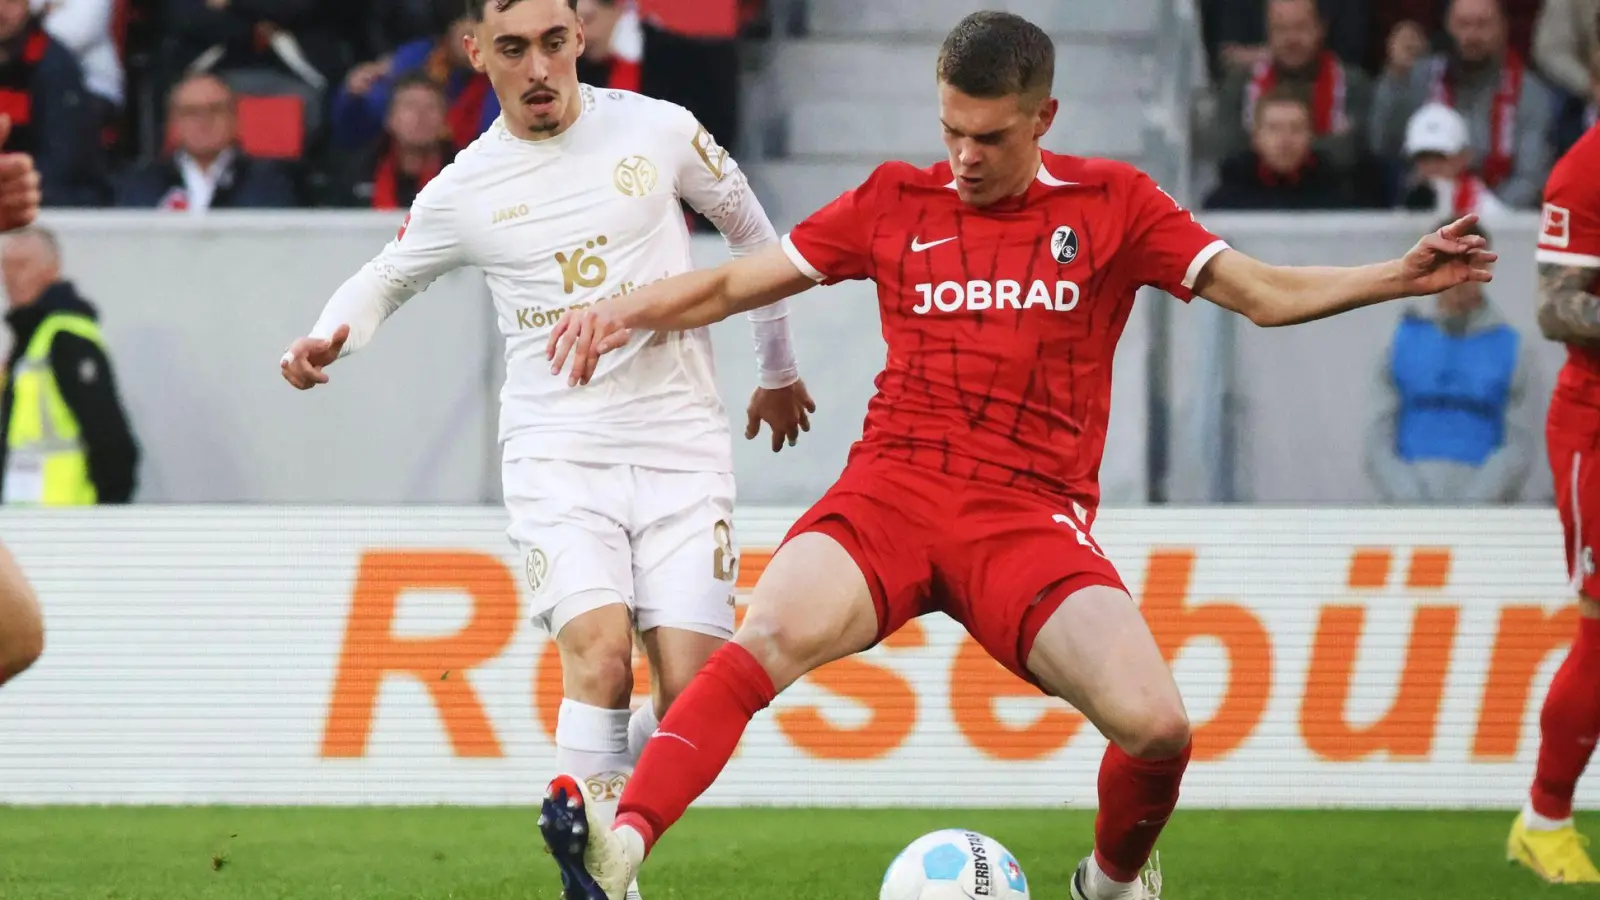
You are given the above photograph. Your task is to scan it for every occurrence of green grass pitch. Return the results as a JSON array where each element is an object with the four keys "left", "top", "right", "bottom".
[{"left": 0, "top": 807, "right": 1559, "bottom": 899}]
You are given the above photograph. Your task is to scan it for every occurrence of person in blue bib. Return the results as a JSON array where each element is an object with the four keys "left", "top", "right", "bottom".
[{"left": 1366, "top": 218, "right": 1540, "bottom": 503}]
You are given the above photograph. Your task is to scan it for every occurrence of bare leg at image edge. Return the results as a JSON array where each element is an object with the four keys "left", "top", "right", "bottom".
[{"left": 0, "top": 541, "right": 43, "bottom": 688}]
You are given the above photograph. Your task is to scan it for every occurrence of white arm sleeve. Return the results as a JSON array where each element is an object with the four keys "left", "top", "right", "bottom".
[
  {"left": 308, "top": 183, "right": 465, "bottom": 359},
  {"left": 673, "top": 108, "right": 800, "bottom": 389},
  {"left": 35, "top": 0, "right": 111, "bottom": 56}
]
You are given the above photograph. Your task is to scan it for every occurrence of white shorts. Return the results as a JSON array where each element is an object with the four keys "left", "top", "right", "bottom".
[{"left": 504, "top": 458, "right": 738, "bottom": 639}]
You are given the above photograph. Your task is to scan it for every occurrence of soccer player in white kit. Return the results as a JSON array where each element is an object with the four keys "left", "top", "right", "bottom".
[{"left": 278, "top": 3, "right": 811, "bottom": 896}]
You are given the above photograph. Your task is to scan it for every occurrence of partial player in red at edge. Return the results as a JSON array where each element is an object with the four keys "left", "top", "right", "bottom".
[
  {"left": 1508, "top": 118, "right": 1600, "bottom": 885},
  {"left": 539, "top": 11, "right": 1495, "bottom": 900}
]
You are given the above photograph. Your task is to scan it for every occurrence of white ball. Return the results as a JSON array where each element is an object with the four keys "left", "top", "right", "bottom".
[{"left": 880, "top": 829, "right": 1031, "bottom": 900}]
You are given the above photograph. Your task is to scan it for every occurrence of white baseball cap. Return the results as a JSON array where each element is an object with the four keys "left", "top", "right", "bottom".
[{"left": 1404, "top": 102, "right": 1470, "bottom": 157}]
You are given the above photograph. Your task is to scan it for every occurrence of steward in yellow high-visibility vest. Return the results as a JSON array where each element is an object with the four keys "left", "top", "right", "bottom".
[{"left": 1, "top": 230, "right": 137, "bottom": 506}]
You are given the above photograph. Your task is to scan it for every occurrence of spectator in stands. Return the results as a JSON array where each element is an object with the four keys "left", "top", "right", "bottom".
[
  {"left": 1367, "top": 0, "right": 1543, "bottom": 71},
  {"left": 330, "top": 11, "right": 496, "bottom": 151},
  {"left": 1364, "top": 220, "right": 1538, "bottom": 504},
  {"left": 1535, "top": 0, "right": 1600, "bottom": 155},
  {"left": 29, "top": 0, "right": 123, "bottom": 125},
  {"left": 1534, "top": 0, "right": 1599, "bottom": 99},
  {"left": 1199, "top": 0, "right": 1371, "bottom": 80},
  {"left": 1398, "top": 102, "right": 1511, "bottom": 218},
  {"left": 0, "top": 227, "right": 138, "bottom": 505},
  {"left": 0, "top": 0, "right": 107, "bottom": 206},
  {"left": 1372, "top": 0, "right": 1555, "bottom": 208},
  {"left": 1201, "top": 0, "right": 1374, "bottom": 174},
  {"left": 357, "top": 0, "right": 438, "bottom": 60},
  {"left": 163, "top": 0, "right": 354, "bottom": 144},
  {"left": 1204, "top": 88, "right": 1360, "bottom": 209},
  {"left": 322, "top": 72, "right": 453, "bottom": 208},
  {"left": 576, "top": 0, "right": 641, "bottom": 91},
  {"left": 114, "top": 72, "right": 297, "bottom": 210},
  {"left": 636, "top": 0, "right": 742, "bottom": 154}
]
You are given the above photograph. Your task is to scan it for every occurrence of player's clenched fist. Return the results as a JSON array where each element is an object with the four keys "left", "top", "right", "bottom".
[
  {"left": 0, "top": 117, "right": 40, "bottom": 232},
  {"left": 279, "top": 324, "right": 350, "bottom": 390},
  {"left": 547, "top": 305, "right": 632, "bottom": 387}
]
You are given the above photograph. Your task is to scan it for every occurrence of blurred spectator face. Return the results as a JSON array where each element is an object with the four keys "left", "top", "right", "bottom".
[
  {"left": 468, "top": 0, "right": 584, "bottom": 137},
  {"left": 1412, "top": 150, "right": 1470, "bottom": 180},
  {"left": 446, "top": 16, "right": 474, "bottom": 69},
  {"left": 1266, "top": 0, "right": 1324, "bottom": 71},
  {"left": 1, "top": 231, "right": 59, "bottom": 310},
  {"left": 388, "top": 83, "right": 447, "bottom": 151},
  {"left": 577, "top": 0, "right": 621, "bottom": 60},
  {"left": 1437, "top": 279, "right": 1484, "bottom": 316},
  {"left": 170, "top": 76, "right": 237, "bottom": 163},
  {"left": 1251, "top": 99, "right": 1314, "bottom": 175},
  {"left": 0, "top": 0, "right": 30, "bottom": 44},
  {"left": 1447, "top": 0, "right": 1507, "bottom": 65}
]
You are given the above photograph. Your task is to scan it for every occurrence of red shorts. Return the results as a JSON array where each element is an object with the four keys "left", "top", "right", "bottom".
[
  {"left": 783, "top": 454, "right": 1126, "bottom": 687},
  {"left": 1549, "top": 408, "right": 1600, "bottom": 598}
]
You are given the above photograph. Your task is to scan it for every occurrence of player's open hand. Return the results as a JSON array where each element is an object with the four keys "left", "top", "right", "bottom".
[
  {"left": 279, "top": 324, "right": 349, "bottom": 390},
  {"left": 1399, "top": 215, "right": 1497, "bottom": 297},
  {"left": 746, "top": 380, "right": 816, "bottom": 452},
  {"left": 548, "top": 305, "right": 632, "bottom": 386},
  {"left": 0, "top": 116, "right": 40, "bottom": 233}
]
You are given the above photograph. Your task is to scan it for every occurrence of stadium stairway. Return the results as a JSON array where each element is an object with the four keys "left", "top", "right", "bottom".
[{"left": 740, "top": 0, "right": 1201, "bottom": 229}]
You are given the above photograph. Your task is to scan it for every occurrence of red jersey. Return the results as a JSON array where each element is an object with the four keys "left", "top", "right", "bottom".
[
  {"left": 1538, "top": 124, "right": 1600, "bottom": 435},
  {"left": 782, "top": 152, "right": 1227, "bottom": 512}
]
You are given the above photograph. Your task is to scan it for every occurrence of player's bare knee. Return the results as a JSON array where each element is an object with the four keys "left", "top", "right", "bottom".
[
  {"left": 1581, "top": 594, "right": 1600, "bottom": 619},
  {"left": 556, "top": 604, "right": 636, "bottom": 708},
  {"left": 560, "top": 645, "right": 633, "bottom": 708},
  {"left": 1118, "top": 701, "right": 1192, "bottom": 760},
  {"left": 0, "top": 619, "right": 42, "bottom": 686},
  {"left": 731, "top": 606, "right": 825, "bottom": 692}
]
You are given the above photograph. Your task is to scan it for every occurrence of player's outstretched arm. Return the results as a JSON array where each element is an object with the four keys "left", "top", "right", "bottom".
[
  {"left": 1534, "top": 262, "right": 1600, "bottom": 344},
  {"left": 548, "top": 243, "right": 817, "bottom": 386},
  {"left": 1193, "top": 216, "right": 1496, "bottom": 327}
]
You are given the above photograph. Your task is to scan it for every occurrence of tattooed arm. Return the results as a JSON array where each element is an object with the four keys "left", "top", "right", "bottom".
[{"left": 1536, "top": 262, "right": 1600, "bottom": 344}]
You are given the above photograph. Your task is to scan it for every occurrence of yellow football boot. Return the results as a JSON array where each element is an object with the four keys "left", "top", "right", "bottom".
[{"left": 1509, "top": 812, "right": 1600, "bottom": 884}]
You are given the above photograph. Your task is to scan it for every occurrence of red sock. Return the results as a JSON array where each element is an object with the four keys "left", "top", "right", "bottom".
[
  {"left": 1532, "top": 615, "right": 1600, "bottom": 820},
  {"left": 612, "top": 642, "right": 776, "bottom": 853},
  {"left": 1093, "top": 740, "right": 1191, "bottom": 883}
]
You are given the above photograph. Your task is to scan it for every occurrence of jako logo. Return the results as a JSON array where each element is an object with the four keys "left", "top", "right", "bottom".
[{"left": 912, "top": 280, "right": 1080, "bottom": 315}]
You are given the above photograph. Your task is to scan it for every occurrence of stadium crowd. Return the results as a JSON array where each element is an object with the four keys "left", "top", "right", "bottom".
[
  {"left": 6, "top": 0, "right": 755, "bottom": 213},
  {"left": 1195, "top": 0, "right": 1597, "bottom": 215}
]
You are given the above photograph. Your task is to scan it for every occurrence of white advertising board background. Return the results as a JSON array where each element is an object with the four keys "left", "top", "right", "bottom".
[{"left": 0, "top": 506, "right": 1582, "bottom": 809}]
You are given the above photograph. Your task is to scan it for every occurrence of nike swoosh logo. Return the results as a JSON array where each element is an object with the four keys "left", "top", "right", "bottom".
[
  {"left": 651, "top": 729, "right": 698, "bottom": 751},
  {"left": 911, "top": 236, "right": 957, "bottom": 252}
]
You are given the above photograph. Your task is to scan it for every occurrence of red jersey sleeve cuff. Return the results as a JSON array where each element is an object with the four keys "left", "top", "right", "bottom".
[
  {"left": 781, "top": 233, "right": 828, "bottom": 284},
  {"left": 1537, "top": 248, "right": 1600, "bottom": 267},
  {"left": 1183, "top": 240, "right": 1231, "bottom": 291}
]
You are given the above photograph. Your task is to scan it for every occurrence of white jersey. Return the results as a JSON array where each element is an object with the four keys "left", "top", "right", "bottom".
[{"left": 307, "top": 85, "right": 796, "bottom": 473}]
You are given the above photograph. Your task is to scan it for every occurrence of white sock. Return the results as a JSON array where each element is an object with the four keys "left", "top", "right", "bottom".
[
  {"left": 1084, "top": 856, "right": 1140, "bottom": 900},
  {"left": 616, "top": 822, "right": 648, "bottom": 868},
  {"left": 627, "top": 701, "right": 659, "bottom": 765},
  {"left": 555, "top": 699, "right": 633, "bottom": 828},
  {"left": 1524, "top": 800, "right": 1575, "bottom": 832}
]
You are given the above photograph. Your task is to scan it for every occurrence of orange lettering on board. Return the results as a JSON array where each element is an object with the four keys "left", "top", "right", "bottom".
[
  {"left": 321, "top": 551, "right": 518, "bottom": 758},
  {"left": 1301, "top": 549, "right": 1457, "bottom": 761},
  {"left": 775, "top": 620, "right": 924, "bottom": 760},
  {"left": 951, "top": 636, "right": 1083, "bottom": 760},
  {"left": 1141, "top": 550, "right": 1273, "bottom": 762},
  {"left": 1472, "top": 605, "right": 1578, "bottom": 759}
]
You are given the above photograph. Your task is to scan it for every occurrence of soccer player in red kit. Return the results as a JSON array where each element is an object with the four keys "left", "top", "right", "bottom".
[
  {"left": 1509, "top": 122, "right": 1600, "bottom": 884},
  {"left": 539, "top": 12, "right": 1494, "bottom": 900}
]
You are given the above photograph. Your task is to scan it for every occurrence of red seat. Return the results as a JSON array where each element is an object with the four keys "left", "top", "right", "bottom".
[{"left": 234, "top": 94, "right": 305, "bottom": 160}]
